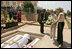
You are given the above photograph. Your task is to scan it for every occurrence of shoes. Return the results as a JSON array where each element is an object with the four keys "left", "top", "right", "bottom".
[
  {"left": 53, "top": 38, "right": 56, "bottom": 41},
  {"left": 58, "top": 45, "right": 61, "bottom": 47},
  {"left": 59, "top": 45, "right": 64, "bottom": 48},
  {"left": 50, "top": 37, "right": 56, "bottom": 40},
  {"left": 50, "top": 37, "right": 52, "bottom": 39},
  {"left": 58, "top": 44, "right": 64, "bottom": 48},
  {"left": 41, "top": 33, "right": 45, "bottom": 34}
]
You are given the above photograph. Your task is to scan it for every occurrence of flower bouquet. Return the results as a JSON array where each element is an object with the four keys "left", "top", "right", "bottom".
[{"left": 46, "top": 16, "right": 54, "bottom": 25}]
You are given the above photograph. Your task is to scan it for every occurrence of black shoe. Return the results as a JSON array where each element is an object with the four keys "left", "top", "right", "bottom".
[
  {"left": 57, "top": 40, "right": 61, "bottom": 44},
  {"left": 41, "top": 33, "right": 45, "bottom": 34},
  {"left": 57, "top": 39, "right": 59, "bottom": 42},
  {"left": 50, "top": 37, "right": 52, "bottom": 39},
  {"left": 59, "top": 46, "right": 64, "bottom": 48},
  {"left": 58, "top": 43, "right": 64, "bottom": 48}
]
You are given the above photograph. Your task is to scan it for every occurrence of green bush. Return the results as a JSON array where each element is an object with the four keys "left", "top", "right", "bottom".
[
  {"left": 22, "top": 1, "right": 35, "bottom": 13},
  {"left": 67, "top": 10, "right": 71, "bottom": 17}
]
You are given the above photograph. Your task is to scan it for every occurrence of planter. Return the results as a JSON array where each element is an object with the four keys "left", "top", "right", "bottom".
[
  {"left": 1, "top": 23, "right": 24, "bottom": 34},
  {"left": 5, "top": 22, "right": 18, "bottom": 29}
]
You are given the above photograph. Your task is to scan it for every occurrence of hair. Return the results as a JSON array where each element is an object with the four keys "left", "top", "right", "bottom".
[
  {"left": 49, "top": 9, "right": 53, "bottom": 13},
  {"left": 42, "top": 9, "right": 46, "bottom": 12},
  {"left": 56, "top": 7, "right": 63, "bottom": 12},
  {"left": 19, "top": 9, "right": 21, "bottom": 11}
]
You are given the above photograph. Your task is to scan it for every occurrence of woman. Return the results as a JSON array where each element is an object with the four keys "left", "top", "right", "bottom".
[
  {"left": 13, "top": 9, "right": 17, "bottom": 21},
  {"left": 17, "top": 10, "right": 21, "bottom": 22},
  {"left": 51, "top": 7, "right": 65, "bottom": 48},
  {"left": 49, "top": 9, "right": 57, "bottom": 39},
  {"left": 8, "top": 9, "right": 13, "bottom": 20}
]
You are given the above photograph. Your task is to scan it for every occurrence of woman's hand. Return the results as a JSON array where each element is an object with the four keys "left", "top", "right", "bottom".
[
  {"left": 51, "top": 23, "right": 54, "bottom": 26},
  {"left": 51, "top": 22, "right": 56, "bottom": 26}
]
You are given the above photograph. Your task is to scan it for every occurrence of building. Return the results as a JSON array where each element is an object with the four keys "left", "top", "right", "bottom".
[
  {"left": 1, "top": 1, "right": 38, "bottom": 13},
  {"left": 1, "top": 1, "right": 17, "bottom": 7},
  {"left": 1, "top": 1, "right": 17, "bottom": 13}
]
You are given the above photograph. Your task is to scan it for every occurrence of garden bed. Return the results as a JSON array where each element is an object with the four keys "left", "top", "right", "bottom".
[
  {"left": 1, "top": 22, "right": 25, "bottom": 34},
  {"left": 5, "top": 22, "right": 18, "bottom": 29}
]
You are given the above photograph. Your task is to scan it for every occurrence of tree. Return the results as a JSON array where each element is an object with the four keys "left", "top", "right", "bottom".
[
  {"left": 64, "top": 12, "right": 67, "bottom": 19},
  {"left": 16, "top": 6, "right": 21, "bottom": 12},
  {"left": 22, "top": 1, "right": 35, "bottom": 14},
  {"left": 67, "top": 10, "right": 71, "bottom": 17}
]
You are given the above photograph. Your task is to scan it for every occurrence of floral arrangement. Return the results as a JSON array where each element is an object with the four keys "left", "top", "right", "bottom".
[{"left": 46, "top": 16, "right": 55, "bottom": 25}]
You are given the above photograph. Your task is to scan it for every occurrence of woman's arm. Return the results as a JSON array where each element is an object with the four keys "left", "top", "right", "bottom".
[{"left": 51, "top": 14, "right": 62, "bottom": 25}]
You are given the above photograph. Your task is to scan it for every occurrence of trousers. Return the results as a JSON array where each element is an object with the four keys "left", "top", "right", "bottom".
[
  {"left": 40, "top": 23, "right": 44, "bottom": 33},
  {"left": 57, "top": 22, "right": 64, "bottom": 45},
  {"left": 50, "top": 23, "right": 57, "bottom": 39}
]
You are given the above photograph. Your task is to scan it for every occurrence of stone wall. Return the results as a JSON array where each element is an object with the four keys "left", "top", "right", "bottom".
[
  {"left": 1, "top": 14, "right": 38, "bottom": 22},
  {"left": 21, "top": 14, "right": 38, "bottom": 21}
]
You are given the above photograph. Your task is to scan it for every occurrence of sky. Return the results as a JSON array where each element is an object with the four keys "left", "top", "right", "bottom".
[{"left": 37, "top": 1, "right": 71, "bottom": 12}]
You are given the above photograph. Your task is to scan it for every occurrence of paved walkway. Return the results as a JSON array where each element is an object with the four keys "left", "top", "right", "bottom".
[
  {"left": 1, "top": 21, "right": 71, "bottom": 48},
  {"left": 17, "top": 24, "right": 71, "bottom": 48},
  {"left": 22, "top": 20, "right": 69, "bottom": 29}
]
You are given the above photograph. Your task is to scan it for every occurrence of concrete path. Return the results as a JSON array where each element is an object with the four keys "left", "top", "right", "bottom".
[
  {"left": 1, "top": 21, "right": 71, "bottom": 48},
  {"left": 17, "top": 24, "right": 71, "bottom": 48}
]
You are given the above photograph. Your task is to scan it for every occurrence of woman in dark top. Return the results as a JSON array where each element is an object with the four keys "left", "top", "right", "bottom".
[
  {"left": 8, "top": 9, "right": 13, "bottom": 20},
  {"left": 13, "top": 9, "right": 17, "bottom": 20}
]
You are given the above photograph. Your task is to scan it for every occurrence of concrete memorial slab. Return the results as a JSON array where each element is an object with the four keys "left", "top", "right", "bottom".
[{"left": 33, "top": 35, "right": 58, "bottom": 48}]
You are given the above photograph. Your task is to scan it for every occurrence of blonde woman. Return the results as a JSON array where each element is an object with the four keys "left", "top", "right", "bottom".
[{"left": 49, "top": 9, "right": 57, "bottom": 39}]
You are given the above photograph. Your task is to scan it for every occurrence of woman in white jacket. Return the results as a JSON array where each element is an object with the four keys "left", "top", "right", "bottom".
[{"left": 49, "top": 9, "right": 57, "bottom": 39}]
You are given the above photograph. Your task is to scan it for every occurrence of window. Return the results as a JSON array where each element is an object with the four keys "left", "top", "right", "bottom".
[
  {"left": 1, "top": 1, "right": 3, "bottom": 5},
  {"left": 13, "top": 2, "right": 16, "bottom": 5},
  {"left": 6, "top": 1, "right": 9, "bottom": 5}
]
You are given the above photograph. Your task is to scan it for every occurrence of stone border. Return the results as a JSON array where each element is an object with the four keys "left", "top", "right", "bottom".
[
  {"left": 1, "top": 31, "right": 18, "bottom": 43},
  {"left": 1, "top": 30, "right": 45, "bottom": 43},
  {"left": 25, "top": 22, "right": 51, "bottom": 27}
]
